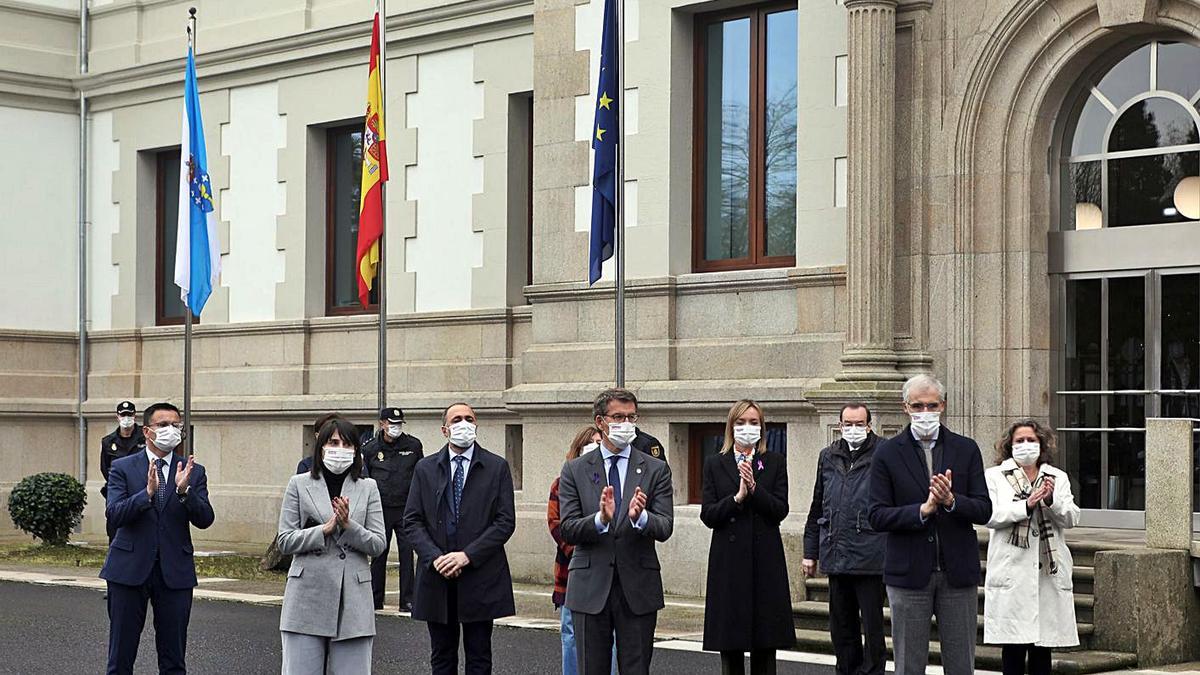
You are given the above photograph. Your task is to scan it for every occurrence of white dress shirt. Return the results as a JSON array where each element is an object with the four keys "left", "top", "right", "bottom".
[{"left": 593, "top": 443, "right": 649, "bottom": 533}]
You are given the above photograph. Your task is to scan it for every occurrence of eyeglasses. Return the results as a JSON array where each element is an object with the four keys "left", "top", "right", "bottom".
[
  {"left": 601, "top": 414, "right": 639, "bottom": 423},
  {"left": 906, "top": 402, "right": 942, "bottom": 412},
  {"left": 150, "top": 422, "right": 185, "bottom": 430}
]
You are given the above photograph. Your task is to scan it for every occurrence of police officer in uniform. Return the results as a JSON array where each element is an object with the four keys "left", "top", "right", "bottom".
[
  {"left": 362, "top": 406, "right": 423, "bottom": 613},
  {"left": 100, "top": 401, "right": 146, "bottom": 540},
  {"left": 632, "top": 428, "right": 667, "bottom": 463}
]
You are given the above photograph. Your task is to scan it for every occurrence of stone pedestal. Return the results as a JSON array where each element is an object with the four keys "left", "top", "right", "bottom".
[
  {"left": 1093, "top": 548, "right": 1200, "bottom": 666},
  {"left": 1144, "top": 418, "right": 1195, "bottom": 550},
  {"left": 837, "top": 0, "right": 902, "bottom": 382}
]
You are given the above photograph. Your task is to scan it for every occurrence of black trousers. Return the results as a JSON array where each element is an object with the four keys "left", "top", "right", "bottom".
[
  {"left": 828, "top": 574, "right": 887, "bottom": 675},
  {"left": 1001, "top": 644, "right": 1052, "bottom": 675},
  {"left": 574, "top": 570, "right": 658, "bottom": 675},
  {"left": 371, "top": 506, "right": 414, "bottom": 609},
  {"left": 720, "top": 650, "right": 776, "bottom": 675},
  {"left": 106, "top": 560, "right": 193, "bottom": 675},
  {"left": 428, "top": 580, "right": 494, "bottom": 675}
]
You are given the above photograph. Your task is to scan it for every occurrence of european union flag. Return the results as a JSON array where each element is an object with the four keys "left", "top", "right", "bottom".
[
  {"left": 173, "top": 45, "right": 220, "bottom": 317},
  {"left": 588, "top": 0, "right": 619, "bottom": 286}
]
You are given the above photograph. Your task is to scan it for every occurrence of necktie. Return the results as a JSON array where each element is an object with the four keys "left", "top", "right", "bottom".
[
  {"left": 155, "top": 458, "right": 168, "bottom": 511},
  {"left": 608, "top": 455, "right": 623, "bottom": 513},
  {"left": 923, "top": 440, "right": 934, "bottom": 477},
  {"left": 451, "top": 455, "right": 466, "bottom": 520}
]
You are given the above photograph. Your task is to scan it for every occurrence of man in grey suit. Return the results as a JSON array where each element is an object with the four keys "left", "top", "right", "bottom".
[{"left": 558, "top": 388, "right": 674, "bottom": 675}]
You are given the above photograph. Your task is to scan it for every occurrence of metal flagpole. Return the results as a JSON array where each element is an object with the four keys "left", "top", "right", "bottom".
[
  {"left": 184, "top": 7, "right": 196, "bottom": 456},
  {"left": 614, "top": 0, "right": 626, "bottom": 388},
  {"left": 376, "top": 0, "right": 388, "bottom": 411}
]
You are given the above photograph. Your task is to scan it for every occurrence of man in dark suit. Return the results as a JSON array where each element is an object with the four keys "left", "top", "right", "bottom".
[
  {"left": 868, "top": 375, "right": 991, "bottom": 675},
  {"left": 363, "top": 405, "right": 423, "bottom": 612},
  {"left": 404, "top": 402, "right": 516, "bottom": 675},
  {"left": 100, "top": 401, "right": 215, "bottom": 675},
  {"left": 558, "top": 388, "right": 674, "bottom": 675}
]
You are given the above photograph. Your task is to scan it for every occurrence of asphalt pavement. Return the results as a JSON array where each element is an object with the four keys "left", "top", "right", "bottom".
[{"left": 0, "top": 580, "right": 835, "bottom": 674}]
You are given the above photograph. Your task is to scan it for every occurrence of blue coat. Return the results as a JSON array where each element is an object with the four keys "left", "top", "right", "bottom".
[
  {"left": 867, "top": 425, "right": 991, "bottom": 589},
  {"left": 803, "top": 433, "right": 885, "bottom": 575},
  {"left": 100, "top": 451, "right": 215, "bottom": 589}
]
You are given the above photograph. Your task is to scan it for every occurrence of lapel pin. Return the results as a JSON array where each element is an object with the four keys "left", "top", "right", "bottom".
[{"left": 636, "top": 468, "right": 642, "bottom": 474}]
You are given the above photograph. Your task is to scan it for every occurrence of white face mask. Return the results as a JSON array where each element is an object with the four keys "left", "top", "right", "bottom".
[
  {"left": 733, "top": 424, "right": 761, "bottom": 448},
  {"left": 150, "top": 425, "right": 182, "bottom": 452},
  {"left": 841, "top": 425, "right": 869, "bottom": 446},
  {"left": 118, "top": 417, "right": 135, "bottom": 430},
  {"left": 1012, "top": 441, "right": 1041, "bottom": 467},
  {"left": 606, "top": 422, "right": 637, "bottom": 448},
  {"left": 447, "top": 421, "right": 477, "bottom": 449},
  {"left": 910, "top": 411, "right": 941, "bottom": 438},
  {"left": 322, "top": 446, "right": 356, "bottom": 474},
  {"left": 386, "top": 424, "right": 403, "bottom": 439},
  {"left": 582, "top": 442, "right": 600, "bottom": 455}
]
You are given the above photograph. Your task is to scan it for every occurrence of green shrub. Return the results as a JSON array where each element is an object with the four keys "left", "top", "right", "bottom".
[{"left": 7, "top": 473, "right": 87, "bottom": 546}]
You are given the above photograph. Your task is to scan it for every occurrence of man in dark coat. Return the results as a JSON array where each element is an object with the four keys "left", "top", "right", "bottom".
[
  {"left": 868, "top": 375, "right": 992, "bottom": 675},
  {"left": 101, "top": 401, "right": 147, "bottom": 541},
  {"left": 403, "top": 402, "right": 516, "bottom": 675},
  {"left": 362, "top": 406, "right": 423, "bottom": 612},
  {"left": 803, "top": 402, "right": 886, "bottom": 675}
]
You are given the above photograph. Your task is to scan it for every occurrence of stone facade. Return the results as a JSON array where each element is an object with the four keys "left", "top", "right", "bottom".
[{"left": 3, "top": 0, "right": 1200, "bottom": 597}]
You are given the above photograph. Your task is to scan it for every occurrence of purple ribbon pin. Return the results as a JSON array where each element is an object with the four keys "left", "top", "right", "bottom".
[
  {"left": 756, "top": 460, "right": 764, "bottom": 471},
  {"left": 591, "top": 472, "right": 601, "bottom": 485}
]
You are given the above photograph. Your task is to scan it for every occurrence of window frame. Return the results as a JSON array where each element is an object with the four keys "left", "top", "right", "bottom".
[
  {"left": 325, "top": 122, "right": 379, "bottom": 316},
  {"left": 691, "top": 1, "right": 798, "bottom": 273},
  {"left": 155, "top": 148, "right": 188, "bottom": 327}
]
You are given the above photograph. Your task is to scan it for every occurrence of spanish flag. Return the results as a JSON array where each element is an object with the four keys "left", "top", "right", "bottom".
[{"left": 356, "top": 11, "right": 388, "bottom": 308}]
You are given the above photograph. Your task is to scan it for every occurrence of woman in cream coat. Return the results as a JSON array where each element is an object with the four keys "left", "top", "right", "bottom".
[
  {"left": 278, "top": 417, "right": 386, "bottom": 674},
  {"left": 983, "top": 419, "right": 1081, "bottom": 675}
]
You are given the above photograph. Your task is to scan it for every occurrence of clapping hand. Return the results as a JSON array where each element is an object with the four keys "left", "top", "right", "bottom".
[
  {"left": 627, "top": 486, "right": 648, "bottom": 523},
  {"left": 1027, "top": 478, "right": 1054, "bottom": 510},
  {"left": 737, "top": 461, "right": 757, "bottom": 494},
  {"left": 598, "top": 485, "right": 616, "bottom": 525},
  {"left": 175, "top": 455, "right": 195, "bottom": 492},
  {"left": 145, "top": 461, "right": 159, "bottom": 499},
  {"left": 931, "top": 470, "right": 954, "bottom": 507},
  {"left": 333, "top": 496, "right": 350, "bottom": 527}
]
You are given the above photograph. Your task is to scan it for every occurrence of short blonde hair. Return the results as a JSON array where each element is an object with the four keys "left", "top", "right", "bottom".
[{"left": 720, "top": 399, "right": 768, "bottom": 454}]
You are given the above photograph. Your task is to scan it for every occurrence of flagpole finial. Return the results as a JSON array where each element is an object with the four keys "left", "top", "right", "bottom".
[{"left": 189, "top": 6, "right": 197, "bottom": 17}]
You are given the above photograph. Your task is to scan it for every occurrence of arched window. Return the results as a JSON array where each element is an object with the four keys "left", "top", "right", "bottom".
[{"left": 1063, "top": 41, "right": 1200, "bottom": 230}]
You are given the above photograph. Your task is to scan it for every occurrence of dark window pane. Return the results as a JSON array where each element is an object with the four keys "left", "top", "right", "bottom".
[
  {"left": 703, "top": 17, "right": 751, "bottom": 262},
  {"left": 1061, "top": 431, "right": 1101, "bottom": 509},
  {"left": 1065, "top": 279, "right": 1102, "bottom": 391},
  {"left": 159, "top": 151, "right": 185, "bottom": 322},
  {"left": 1060, "top": 394, "right": 1101, "bottom": 428},
  {"left": 1161, "top": 273, "right": 1200, "bottom": 416},
  {"left": 1097, "top": 44, "right": 1150, "bottom": 109},
  {"left": 329, "top": 126, "right": 377, "bottom": 310},
  {"left": 1063, "top": 161, "right": 1101, "bottom": 230},
  {"left": 764, "top": 422, "right": 787, "bottom": 456},
  {"left": 1071, "top": 93, "right": 1111, "bottom": 156},
  {"left": 1108, "top": 276, "right": 1145, "bottom": 391},
  {"left": 763, "top": 9, "right": 797, "bottom": 258},
  {"left": 1108, "top": 98, "right": 1198, "bottom": 151},
  {"left": 1107, "top": 151, "right": 1200, "bottom": 226},
  {"left": 1110, "top": 394, "right": 1145, "bottom": 428},
  {"left": 1106, "top": 431, "right": 1145, "bottom": 510},
  {"left": 1157, "top": 41, "right": 1200, "bottom": 101}
]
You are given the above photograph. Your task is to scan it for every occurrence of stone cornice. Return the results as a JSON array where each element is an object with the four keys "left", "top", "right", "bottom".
[
  {"left": 76, "top": 0, "right": 532, "bottom": 103},
  {"left": 0, "top": 0, "right": 78, "bottom": 20},
  {"left": 0, "top": 69, "right": 78, "bottom": 112},
  {"left": 523, "top": 267, "right": 847, "bottom": 303},
  {"left": 0, "top": 328, "right": 77, "bottom": 343}
]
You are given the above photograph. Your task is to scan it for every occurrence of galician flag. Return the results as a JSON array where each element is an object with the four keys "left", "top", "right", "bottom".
[
  {"left": 174, "top": 45, "right": 219, "bottom": 317},
  {"left": 355, "top": 11, "right": 389, "bottom": 308}
]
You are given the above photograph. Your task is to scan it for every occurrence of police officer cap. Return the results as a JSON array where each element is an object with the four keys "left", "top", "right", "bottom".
[
  {"left": 116, "top": 401, "right": 136, "bottom": 415},
  {"left": 380, "top": 407, "right": 405, "bottom": 423}
]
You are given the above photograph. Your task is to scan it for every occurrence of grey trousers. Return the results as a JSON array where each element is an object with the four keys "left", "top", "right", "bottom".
[
  {"left": 887, "top": 573, "right": 978, "bottom": 675},
  {"left": 280, "top": 631, "right": 373, "bottom": 675}
]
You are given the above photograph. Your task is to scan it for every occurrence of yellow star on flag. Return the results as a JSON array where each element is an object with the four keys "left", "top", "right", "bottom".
[
  {"left": 598, "top": 92, "right": 613, "bottom": 110},
  {"left": 596, "top": 126, "right": 606, "bottom": 141}
]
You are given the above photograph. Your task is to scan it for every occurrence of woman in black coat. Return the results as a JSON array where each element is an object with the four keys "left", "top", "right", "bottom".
[{"left": 701, "top": 399, "right": 795, "bottom": 674}]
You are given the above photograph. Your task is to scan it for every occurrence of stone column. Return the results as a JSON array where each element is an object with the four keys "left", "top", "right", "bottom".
[
  {"left": 837, "top": 0, "right": 903, "bottom": 382},
  {"left": 1144, "top": 418, "right": 1195, "bottom": 550}
]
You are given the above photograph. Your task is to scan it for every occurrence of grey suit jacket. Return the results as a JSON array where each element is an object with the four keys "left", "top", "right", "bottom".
[
  {"left": 277, "top": 473, "right": 386, "bottom": 640},
  {"left": 558, "top": 447, "right": 673, "bottom": 615}
]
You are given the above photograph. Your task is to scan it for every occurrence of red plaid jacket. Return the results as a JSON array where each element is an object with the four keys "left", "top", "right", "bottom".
[{"left": 547, "top": 477, "right": 574, "bottom": 607}]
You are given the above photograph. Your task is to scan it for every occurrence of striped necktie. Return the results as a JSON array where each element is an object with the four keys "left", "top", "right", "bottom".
[{"left": 155, "top": 458, "right": 168, "bottom": 511}]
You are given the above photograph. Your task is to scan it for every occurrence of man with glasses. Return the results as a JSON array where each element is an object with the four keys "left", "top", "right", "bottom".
[
  {"left": 558, "top": 388, "right": 674, "bottom": 674},
  {"left": 802, "top": 402, "right": 886, "bottom": 675},
  {"left": 100, "top": 401, "right": 146, "bottom": 540},
  {"left": 100, "top": 401, "right": 215, "bottom": 675},
  {"left": 868, "top": 375, "right": 991, "bottom": 675},
  {"left": 362, "top": 406, "right": 423, "bottom": 613}
]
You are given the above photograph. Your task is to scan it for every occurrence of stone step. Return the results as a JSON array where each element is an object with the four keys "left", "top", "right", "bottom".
[{"left": 792, "top": 628, "right": 1139, "bottom": 674}]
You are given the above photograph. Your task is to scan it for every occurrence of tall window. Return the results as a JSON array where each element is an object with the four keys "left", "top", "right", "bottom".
[
  {"left": 1062, "top": 41, "right": 1200, "bottom": 231},
  {"left": 326, "top": 123, "right": 378, "bottom": 314},
  {"left": 156, "top": 149, "right": 186, "bottom": 326},
  {"left": 693, "top": 4, "right": 797, "bottom": 272}
]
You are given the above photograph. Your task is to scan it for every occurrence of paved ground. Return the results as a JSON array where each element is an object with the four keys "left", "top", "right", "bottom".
[{"left": 0, "top": 581, "right": 836, "bottom": 674}]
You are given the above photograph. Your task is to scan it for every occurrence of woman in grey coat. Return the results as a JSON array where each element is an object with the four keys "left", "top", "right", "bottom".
[{"left": 277, "top": 417, "right": 386, "bottom": 674}]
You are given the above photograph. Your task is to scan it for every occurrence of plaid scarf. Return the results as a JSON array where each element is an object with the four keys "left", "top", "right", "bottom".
[{"left": 1001, "top": 467, "right": 1060, "bottom": 576}]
